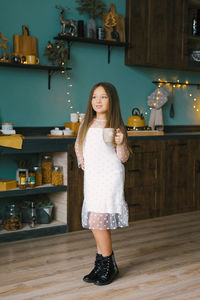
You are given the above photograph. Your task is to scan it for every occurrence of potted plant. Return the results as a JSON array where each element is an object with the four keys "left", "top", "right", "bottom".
[
  {"left": 44, "top": 40, "right": 68, "bottom": 66},
  {"left": 76, "top": 0, "right": 106, "bottom": 39}
]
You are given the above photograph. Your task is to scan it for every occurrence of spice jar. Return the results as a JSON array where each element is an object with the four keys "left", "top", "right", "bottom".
[
  {"left": 4, "top": 204, "right": 22, "bottom": 231},
  {"left": 52, "top": 166, "right": 63, "bottom": 186},
  {"left": 33, "top": 166, "right": 42, "bottom": 186},
  {"left": 18, "top": 170, "right": 27, "bottom": 189},
  {"left": 28, "top": 169, "right": 36, "bottom": 188},
  {"left": 41, "top": 155, "right": 52, "bottom": 184}
]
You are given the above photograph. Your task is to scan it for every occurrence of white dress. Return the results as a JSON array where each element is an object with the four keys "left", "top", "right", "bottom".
[{"left": 80, "top": 123, "right": 129, "bottom": 230}]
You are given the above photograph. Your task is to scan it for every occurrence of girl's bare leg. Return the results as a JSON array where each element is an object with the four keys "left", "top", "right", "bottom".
[{"left": 92, "top": 229, "right": 112, "bottom": 257}]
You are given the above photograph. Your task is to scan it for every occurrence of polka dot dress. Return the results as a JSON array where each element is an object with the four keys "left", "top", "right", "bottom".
[{"left": 82, "top": 127, "right": 129, "bottom": 230}]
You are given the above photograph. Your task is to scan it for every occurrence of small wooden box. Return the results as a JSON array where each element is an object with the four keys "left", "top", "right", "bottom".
[
  {"left": 0, "top": 179, "right": 17, "bottom": 191},
  {"left": 65, "top": 122, "right": 80, "bottom": 135}
]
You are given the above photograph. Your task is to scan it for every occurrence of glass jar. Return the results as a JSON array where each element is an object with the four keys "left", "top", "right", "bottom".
[
  {"left": 33, "top": 166, "right": 42, "bottom": 186},
  {"left": 28, "top": 169, "right": 36, "bottom": 188},
  {"left": 52, "top": 166, "right": 63, "bottom": 186},
  {"left": 4, "top": 204, "right": 22, "bottom": 231},
  {"left": 18, "top": 170, "right": 27, "bottom": 189},
  {"left": 41, "top": 155, "right": 52, "bottom": 184}
]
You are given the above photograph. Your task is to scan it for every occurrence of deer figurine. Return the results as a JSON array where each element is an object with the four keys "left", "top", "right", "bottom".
[{"left": 56, "top": 6, "right": 77, "bottom": 36}]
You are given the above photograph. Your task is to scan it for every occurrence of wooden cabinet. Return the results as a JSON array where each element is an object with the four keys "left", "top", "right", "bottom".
[
  {"left": 125, "top": 0, "right": 200, "bottom": 71},
  {"left": 67, "top": 137, "right": 200, "bottom": 232},
  {"left": 125, "top": 140, "right": 162, "bottom": 221},
  {"left": 192, "top": 139, "right": 200, "bottom": 210},
  {"left": 67, "top": 144, "right": 83, "bottom": 232},
  {"left": 161, "top": 139, "right": 196, "bottom": 216}
]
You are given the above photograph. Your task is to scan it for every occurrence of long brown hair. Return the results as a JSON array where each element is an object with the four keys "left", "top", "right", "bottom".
[{"left": 78, "top": 82, "right": 128, "bottom": 152}]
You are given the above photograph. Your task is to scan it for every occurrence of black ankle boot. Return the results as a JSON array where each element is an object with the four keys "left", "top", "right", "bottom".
[
  {"left": 94, "top": 251, "right": 119, "bottom": 286},
  {"left": 83, "top": 253, "right": 102, "bottom": 283}
]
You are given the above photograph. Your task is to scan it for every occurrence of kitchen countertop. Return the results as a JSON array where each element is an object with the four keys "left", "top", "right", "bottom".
[{"left": 1, "top": 131, "right": 200, "bottom": 154}]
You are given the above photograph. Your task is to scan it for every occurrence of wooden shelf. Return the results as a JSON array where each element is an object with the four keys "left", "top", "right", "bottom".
[
  {"left": 188, "top": 35, "right": 200, "bottom": 41},
  {"left": 54, "top": 35, "right": 129, "bottom": 64},
  {"left": 0, "top": 62, "right": 72, "bottom": 89},
  {"left": 0, "top": 221, "right": 67, "bottom": 243},
  {"left": 0, "top": 184, "right": 67, "bottom": 198}
]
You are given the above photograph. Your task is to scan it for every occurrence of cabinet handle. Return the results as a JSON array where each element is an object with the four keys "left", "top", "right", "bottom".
[
  {"left": 196, "top": 160, "right": 200, "bottom": 173},
  {"left": 69, "top": 154, "right": 74, "bottom": 171},
  {"left": 128, "top": 169, "right": 140, "bottom": 173},
  {"left": 132, "top": 145, "right": 141, "bottom": 149},
  {"left": 155, "top": 158, "right": 158, "bottom": 179},
  {"left": 128, "top": 203, "right": 141, "bottom": 207},
  {"left": 174, "top": 143, "right": 187, "bottom": 146}
]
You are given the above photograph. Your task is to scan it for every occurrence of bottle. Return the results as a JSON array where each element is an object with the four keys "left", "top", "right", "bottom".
[
  {"left": 30, "top": 202, "right": 37, "bottom": 228},
  {"left": 197, "top": 9, "right": 200, "bottom": 36},
  {"left": 33, "top": 166, "right": 42, "bottom": 186},
  {"left": 52, "top": 166, "right": 63, "bottom": 186},
  {"left": 41, "top": 155, "right": 53, "bottom": 184},
  {"left": 28, "top": 169, "right": 36, "bottom": 188},
  {"left": 192, "top": 13, "right": 197, "bottom": 36},
  {"left": 18, "top": 170, "right": 27, "bottom": 189},
  {"left": 4, "top": 204, "right": 22, "bottom": 231}
]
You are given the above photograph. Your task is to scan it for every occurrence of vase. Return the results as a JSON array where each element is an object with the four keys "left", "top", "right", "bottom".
[{"left": 86, "top": 18, "right": 97, "bottom": 39}]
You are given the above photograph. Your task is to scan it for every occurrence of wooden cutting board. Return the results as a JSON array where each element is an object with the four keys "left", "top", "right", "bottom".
[
  {"left": 102, "top": 3, "right": 125, "bottom": 42},
  {"left": 47, "top": 134, "right": 76, "bottom": 138},
  {"left": 127, "top": 131, "right": 164, "bottom": 136},
  {"left": 13, "top": 25, "right": 38, "bottom": 56}
]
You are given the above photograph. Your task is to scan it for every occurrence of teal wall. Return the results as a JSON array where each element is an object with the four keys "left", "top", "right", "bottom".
[{"left": 1, "top": 0, "right": 200, "bottom": 127}]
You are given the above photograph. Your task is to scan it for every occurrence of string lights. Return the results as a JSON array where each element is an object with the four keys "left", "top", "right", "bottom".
[
  {"left": 65, "top": 73, "right": 74, "bottom": 111},
  {"left": 152, "top": 79, "right": 200, "bottom": 113}
]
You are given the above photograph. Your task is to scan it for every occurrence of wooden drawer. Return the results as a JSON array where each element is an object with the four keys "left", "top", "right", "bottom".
[{"left": 129, "top": 140, "right": 162, "bottom": 153}]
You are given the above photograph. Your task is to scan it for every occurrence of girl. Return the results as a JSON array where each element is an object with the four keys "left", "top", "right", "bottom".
[{"left": 75, "top": 82, "right": 130, "bottom": 286}]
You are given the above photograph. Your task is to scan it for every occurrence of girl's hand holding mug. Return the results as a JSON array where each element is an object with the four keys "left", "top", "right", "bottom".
[{"left": 115, "top": 128, "right": 124, "bottom": 145}]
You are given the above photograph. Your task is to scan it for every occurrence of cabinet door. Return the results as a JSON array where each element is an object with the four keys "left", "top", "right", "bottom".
[
  {"left": 125, "top": 141, "right": 162, "bottom": 221},
  {"left": 161, "top": 139, "right": 195, "bottom": 215},
  {"left": 192, "top": 139, "right": 200, "bottom": 210},
  {"left": 126, "top": 0, "right": 186, "bottom": 68},
  {"left": 67, "top": 144, "right": 83, "bottom": 232}
]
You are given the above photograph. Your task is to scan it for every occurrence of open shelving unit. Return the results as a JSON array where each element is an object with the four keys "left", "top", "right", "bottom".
[
  {"left": 0, "top": 221, "right": 67, "bottom": 243},
  {"left": 0, "top": 61, "right": 72, "bottom": 89},
  {"left": 54, "top": 35, "right": 129, "bottom": 63},
  {"left": 0, "top": 136, "right": 70, "bottom": 242},
  {"left": 0, "top": 184, "right": 67, "bottom": 198}
]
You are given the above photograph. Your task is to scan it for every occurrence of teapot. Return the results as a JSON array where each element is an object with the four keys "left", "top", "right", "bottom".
[{"left": 127, "top": 108, "right": 146, "bottom": 128}]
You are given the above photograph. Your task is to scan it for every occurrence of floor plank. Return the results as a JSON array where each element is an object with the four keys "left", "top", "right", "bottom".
[{"left": 0, "top": 211, "right": 200, "bottom": 300}]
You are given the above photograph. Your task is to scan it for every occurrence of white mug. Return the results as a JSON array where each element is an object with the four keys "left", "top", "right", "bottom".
[
  {"left": 70, "top": 113, "right": 79, "bottom": 123},
  {"left": 79, "top": 113, "right": 85, "bottom": 123},
  {"left": 103, "top": 128, "right": 115, "bottom": 144}
]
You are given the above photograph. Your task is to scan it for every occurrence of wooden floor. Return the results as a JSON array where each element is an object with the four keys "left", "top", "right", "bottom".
[{"left": 0, "top": 211, "right": 200, "bottom": 300}]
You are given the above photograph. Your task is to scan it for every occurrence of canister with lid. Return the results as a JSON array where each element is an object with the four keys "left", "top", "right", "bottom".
[
  {"left": 33, "top": 166, "right": 42, "bottom": 186},
  {"left": 28, "top": 169, "right": 36, "bottom": 188},
  {"left": 52, "top": 166, "right": 63, "bottom": 185},
  {"left": 41, "top": 155, "right": 52, "bottom": 184},
  {"left": 4, "top": 204, "right": 22, "bottom": 231},
  {"left": 18, "top": 170, "right": 27, "bottom": 189}
]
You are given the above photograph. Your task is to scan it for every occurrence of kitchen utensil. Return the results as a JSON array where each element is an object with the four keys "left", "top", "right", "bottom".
[
  {"left": 170, "top": 85, "right": 174, "bottom": 118},
  {"left": 102, "top": 3, "right": 125, "bottom": 42},
  {"left": 127, "top": 108, "right": 146, "bottom": 128}
]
